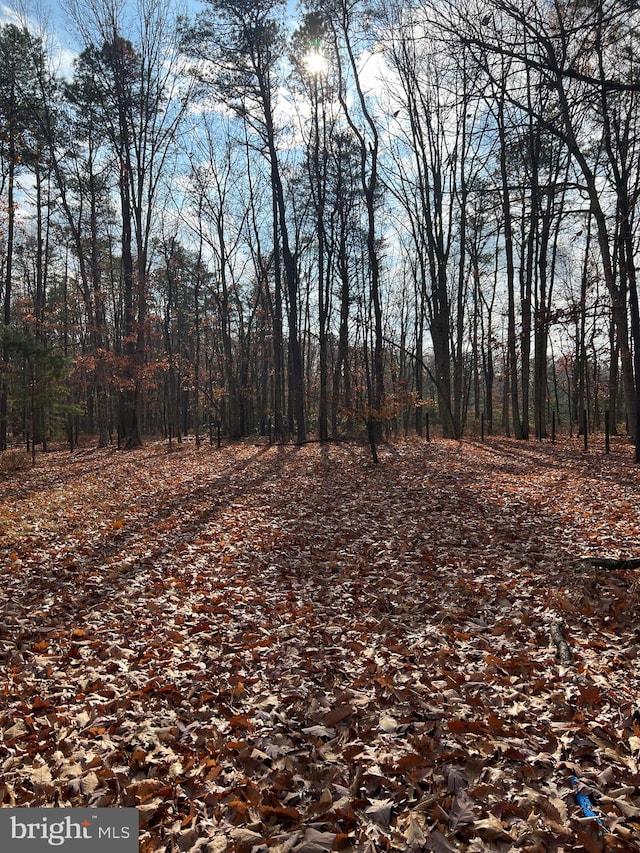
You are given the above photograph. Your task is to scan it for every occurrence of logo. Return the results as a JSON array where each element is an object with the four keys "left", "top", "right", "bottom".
[{"left": 0, "top": 809, "right": 138, "bottom": 851}]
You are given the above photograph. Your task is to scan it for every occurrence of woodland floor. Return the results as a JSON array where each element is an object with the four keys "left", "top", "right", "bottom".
[{"left": 1, "top": 436, "right": 640, "bottom": 853}]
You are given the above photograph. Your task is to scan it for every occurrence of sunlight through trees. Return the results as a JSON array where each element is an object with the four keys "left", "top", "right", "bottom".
[{"left": 0, "top": 0, "right": 639, "bottom": 455}]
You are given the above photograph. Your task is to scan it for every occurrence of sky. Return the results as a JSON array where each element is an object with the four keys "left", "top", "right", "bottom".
[
  {"left": 0, "top": 0, "right": 304, "bottom": 78},
  {"left": 0, "top": 0, "right": 79, "bottom": 76},
  {"left": 0, "top": 0, "right": 209, "bottom": 81}
]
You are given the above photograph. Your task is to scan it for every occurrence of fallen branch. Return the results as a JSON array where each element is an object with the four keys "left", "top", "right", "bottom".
[
  {"left": 550, "top": 621, "right": 572, "bottom": 663},
  {"left": 589, "top": 557, "right": 640, "bottom": 570}
]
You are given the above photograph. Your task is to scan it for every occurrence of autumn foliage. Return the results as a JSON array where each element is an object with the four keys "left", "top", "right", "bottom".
[{"left": 1, "top": 437, "right": 640, "bottom": 852}]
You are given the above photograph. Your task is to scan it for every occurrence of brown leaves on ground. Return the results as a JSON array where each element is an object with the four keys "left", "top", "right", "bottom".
[{"left": 1, "top": 436, "right": 640, "bottom": 852}]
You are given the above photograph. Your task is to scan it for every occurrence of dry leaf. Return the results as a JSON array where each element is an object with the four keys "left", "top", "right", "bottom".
[
  {"left": 364, "top": 797, "right": 394, "bottom": 828},
  {"left": 404, "top": 814, "right": 427, "bottom": 846},
  {"left": 79, "top": 771, "right": 100, "bottom": 795},
  {"left": 2, "top": 440, "right": 640, "bottom": 852},
  {"left": 425, "top": 829, "right": 459, "bottom": 852},
  {"left": 30, "top": 765, "right": 53, "bottom": 788},
  {"left": 293, "top": 829, "right": 336, "bottom": 852},
  {"left": 474, "top": 813, "right": 515, "bottom": 841}
]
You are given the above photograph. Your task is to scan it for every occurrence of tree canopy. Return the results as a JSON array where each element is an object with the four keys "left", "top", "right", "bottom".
[{"left": 0, "top": 0, "right": 639, "bottom": 454}]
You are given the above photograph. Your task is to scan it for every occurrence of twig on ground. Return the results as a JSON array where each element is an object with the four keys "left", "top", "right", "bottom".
[{"left": 550, "top": 621, "right": 572, "bottom": 663}]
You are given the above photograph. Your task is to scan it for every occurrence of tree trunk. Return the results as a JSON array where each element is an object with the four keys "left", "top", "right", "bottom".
[
  {"left": 498, "top": 95, "right": 523, "bottom": 440},
  {"left": 0, "top": 142, "right": 15, "bottom": 451}
]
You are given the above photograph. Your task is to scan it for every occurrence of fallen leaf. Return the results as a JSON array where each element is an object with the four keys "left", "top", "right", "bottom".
[
  {"left": 425, "top": 829, "right": 459, "bottom": 852},
  {"left": 364, "top": 797, "right": 394, "bottom": 828},
  {"left": 404, "top": 814, "right": 427, "bottom": 846},
  {"left": 293, "top": 828, "right": 337, "bottom": 852},
  {"left": 322, "top": 705, "right": 353, "bottom": 726},
  {"left": 474, "top": 813, "right": 515, "bottom": 841}
]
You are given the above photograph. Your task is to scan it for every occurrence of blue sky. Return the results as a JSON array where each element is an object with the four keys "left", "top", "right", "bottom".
[
  {"left": 1, "top": 0, "right": 303, "bottom": 75},
  {"left": 0, "top": 1, "right": 79, "bottom": 74},
  {"left": 0, "top": 0, "right": 201, "bottom": 77}
]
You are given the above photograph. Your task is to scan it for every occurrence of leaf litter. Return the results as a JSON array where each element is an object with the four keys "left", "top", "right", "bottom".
[{"left": 1, "top": 436, "right": 640, "bottom": 852}]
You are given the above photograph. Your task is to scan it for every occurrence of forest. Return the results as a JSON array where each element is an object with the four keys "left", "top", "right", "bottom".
[
  {"left": 3, "top": 2, "right": 640, "bottom": 850},
  {"left": 1, "top": 0, "right": 639, "bottom": 456}
]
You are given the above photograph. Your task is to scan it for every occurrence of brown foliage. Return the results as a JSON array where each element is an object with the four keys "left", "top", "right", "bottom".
[{"left": 1, "top": 437, "right": 639, "bottom": 851}]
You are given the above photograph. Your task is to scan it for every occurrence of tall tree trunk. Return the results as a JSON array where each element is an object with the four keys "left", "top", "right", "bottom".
[
  {"left": 498, "top": 95, "right": 523, "bottom": 439},
  {"left": 0, "top": 141, "right": 15, "bottom": 451}
]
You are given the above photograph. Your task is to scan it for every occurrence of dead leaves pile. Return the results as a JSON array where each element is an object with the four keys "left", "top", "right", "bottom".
[{"left": 1, "top": 436, "right": 640, "bottom": 852}]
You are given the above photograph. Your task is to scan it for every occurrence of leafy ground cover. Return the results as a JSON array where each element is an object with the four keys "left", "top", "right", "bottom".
[{"left": 1, "top": 436, "right": 640, "bottom": 853}]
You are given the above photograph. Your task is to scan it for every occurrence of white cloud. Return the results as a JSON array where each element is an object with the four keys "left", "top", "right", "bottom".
[
  {"left": 49, "top": 40, "right": 76, "bottom": 79},
  {"left": 0, "top": 2, "right": 78, "bottom": 78},
  {"left": 0, "top": 3, "right": 22, "bottom": 24}
]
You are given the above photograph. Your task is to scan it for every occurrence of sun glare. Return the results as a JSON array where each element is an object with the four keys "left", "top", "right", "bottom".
[{"left": 303, "top": 50, "right": 328, "bottom": 76}]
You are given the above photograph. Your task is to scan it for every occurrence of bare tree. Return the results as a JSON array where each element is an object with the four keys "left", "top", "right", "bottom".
[
  {"left": 68, "top": 0, "right": 189, "bottom": 447},
  {"left": 0, "top": 23, "right": 51, "bottom": 450},
  {"left": 436, "top": 0, "right": 640, "bottom": 452},
  {"left": 183, "top": 0, "right": 306, "bottom": 442},
  {"left": 319, "top": 0, "right": 386, "bottom": 454}
]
